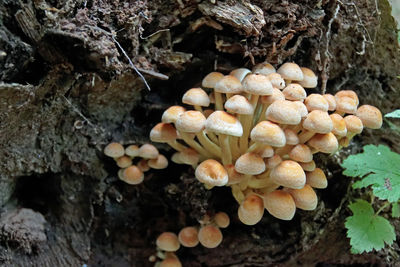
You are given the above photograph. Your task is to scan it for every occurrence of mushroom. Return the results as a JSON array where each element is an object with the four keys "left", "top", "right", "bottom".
[
  {"left": 229, "top": 68, "right": 251, "bottom": 82},
  {"left": 121, "top": 165, "right": 144, "bottom": 185},
  {"left": 266, "top": 100, "right": 302, "bottom": 125},
  {"left": 182, "top": 87, "right": 210, "bottom": 112},
  {"left": 330, "top": 113, "right": 347, "bottom": 138},
  {"left": 248, "top": 121, "right": 286, "bottom": 153},
  {"left": 202, "top": 72, "right": 224, "bottom": 89},
  {"left": 213, "top": 212, "right": 230, "bottom": 228},
  {"left": 322, "top": 94, "right": 337, "bottom": 111},
  {"left": 156, "top": 232, "right": 180, "bottom": 252},
  {"left": 306, "top": 168, "right": 328, "bottom": 189},
  {"left": 340, "top": 115, "right": 363, "bottom": 147},
  {"left": 104, "top": 142, "right": 124, "bottom": 158},
  {"left": 139, "top": 144, "right": 159, "bottom": 159},
  {"left": 282, "top": 83, "right": 307, "bottom": 102},
  {"left": 277, "top": 62, "right": 304, "bottom": 84},
  {"left": 137, "top": 159, "right": 150, "bottom": 172},
  {"left": 252, "top": 61, "right": 276, "bottom": 75},
  {"left": 178, "top": 226, "right": 199, "bottom": 247},
  {"left": 150, "top": 122, "right": 187, "bottom": 152},
  {"left": 195, "top": 159, "right": 228, "bottom": 187},
  {"left": 356, "top": 105, "right": 382, "bottom": 129},
  {"left": 270, "top": 160, "right": 306, "bottom": 189},
  {"left": 307, "top": 132, "right": 339, "bottom": 153},
  {"left": 115, "top": 155, "right": 132, "bottom": 168},
  {"left": 288, "top": 144, "right": 313, "bottom": 163},
  {"left": 299, "top": 160, "right": 316, "bottom": 172},
  {"left": 214, "top": 75, "right": 243, "bottom": 110},
  {"left": 125, "top": 144, "right": 140, "bottom": 158},
  {"left": 238, "top": 194, "right": 264, "bottom": 225},
  {"left": 298, "top": 67, "right": 318, "bottom": 88},
  {"left": 160, "top": 257, "right": 182, "bottom": 267},
  {"left": 263, "top": 190, "right": 296, "bottom": 220},
  {"left": 162, "top": 105, "right": 186, "bottom": 124},
  {"left": 148, "top": 154, "right": 169, "bottom": 169},
  {"left": 298, "top": 110, "right": 333, "bottom": 143},
  {"left": 198, "top": 225, "right": 223, "bottom": 248},
  {"left": 304, "top": 94, "right": 329, "bottom": 112},
  {"left": 286, "top": 184, "right": 318, "bottom": 210},
  {"left": 265, "top": 154, "right": 282, "bottom": 169}
]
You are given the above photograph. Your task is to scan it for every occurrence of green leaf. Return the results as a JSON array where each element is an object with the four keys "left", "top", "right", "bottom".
[
  {"left": 345, "top": 200, "right": 396, "bottom": 253},
  {"left": 392, "top": 202, "right": 400, "bottom": 218},
  {"left": 341, "top": 145, "right": 400, "bottom": 202},
  {"left": 385, "top": 110, "right": 400, "bottom": 119}
]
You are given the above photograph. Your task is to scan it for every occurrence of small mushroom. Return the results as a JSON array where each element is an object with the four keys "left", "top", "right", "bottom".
[
  {"left": 213, "top": 212, "right": 230, "bottom": 228},
  {"left": 238, "top": 194, "right": 264, "bottom": 225},
  {"left": 156, "top": 232, "right": 180, "bottom": 252},
  {"left": 178, "top": 226, "right": 199, "bottom": 248},
  {"left": 198, "top": 225, "right": 223, "bottom": 248},
  {"left": 263, "top": 190, "right": 296, "bottom": 220},
  {"left": 121, "top": 165, "right": 144, "bottom": 185},
  {"left": 104, "top": 142, "right": 124, "bottom": 158}
]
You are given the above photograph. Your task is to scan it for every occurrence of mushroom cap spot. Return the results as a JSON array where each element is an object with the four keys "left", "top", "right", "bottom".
[
  {"left": 335, "top": 90, "right": 359, "bottom": 105},
  {"left": 344, "top": 115, "right": 363, "bottom": 134},
  {"left": 322, "top": 94, "right": 337, "bottom": 111},
  {"left": 302, "top": 110, "right": 333, "bottom": 134},
  {"left": 198, "top": 225, "right": 223, "bottom": 248},
  {"left": 229, "top": 68, "right": 251, "bottom": 82},
  {"left": 260, "top": 88, "right": 285, "bottom": 106},
  {"left": 282, "top": 83, "right": 307, "bottom": 101},
  {"left": 291, "top": 101, "right": 309, "bottom": 117},
  {"left": 150, "top": 123, "right": 178, "bottom": 143},
  {"left": 104, "top": 142, "right": 124, "bottom": 158},
  {"left": 160, "top": 258, "right": 182, "bottom": 267},
  {"left": 156, "top": 232, "right": 180, "bottom": 252},
  {"left": 238, "top": 194, "right": 264, "bottom": 225},
  {"left": 258, "top": 144, "right": 274, "bottom": 158},
  {"left": 214, "top": 75, "right": 243, "bottom": 94},
  {"left": 176, "top": 110, "right": 206, "bottom": 133},
  {"left": 266, "top": 73, "right": 285, "bottom": 89},
  {"left": 335, "top": 96, "right": 358, "bottom": 114},
  {"left": 206, "top": 111, "right": 243, "bottom": 136},
  {"left": 125, "top": 144, "right": 140, "bottom": 157},
  {"left": 179, "top": 148, "right": 200, "bottom": 166},
  {"left": 305, "top": 94, "right": 329, "bottom": 112},
  {"left": 299, "top": 160, "right": 316, "bottom": 172},
  {"left": 137, "top": 159, "right": 150, "bottom": 172},
  {"left": 277, "top": 62, "right": 304, "bottom": 81},
  {"left": 265, "top": 154, "right": 282, "bottom": 169},
  {"left": 116, "top": 156, "right": 132, "bottom": 168},
  {"left": 235, "top": 152, "right": 266, "bottom": 175},
  {"left": 162, "top": 106, "right": 186, "bottom": 123},
  {"left": 224, "top": 95, "right": 254, "bottom": 115},
  {"left": 182, "top": 88, "right": 210, "bottom": 107},
  {"left": 263, "top": 190, "right": 296, "bottom": 220},
  {"left": 202, "top": 72, "right": 224, "bottom": 88},
  {"left": 148, "top": 154, "right": 169, "bottom": 169},
  {"left": 178, "top": 227, "right": 199, "bottom": 248},
  {"left": 214, "top": 212, "right": 230, "bottom": 228},
  {"left": 139, "top": 144, "right": 159, "bottom": 159},
  {"left": 266, "top": 100, "right": 301, "bottom": 125},
  {"left": 270, "top": 160, "right": 306, "bottom": 189},
  {"left": 306, "top": 168, "right": 328, "bottom": 189},
  {"left": 250, "top": 121, "right": 286, "bottom": 147},
  {"left": 242, "top": 74, "right": 273, "bottom": 95},
  {"left": 195, "top": 159, "right": 228, "bottom": 186},
  {"left": 330, "top": 113, "right": 347, "bottom": 137},
  {"left": 289, "top": 144, "right": 313, "bottom": 163},
  {"left": 225, "top": 164, "right": 246, "bottom": 185},
  {"left": 121, "top": 165, "right": 144, "bottom": 185},
  {"left": 252, "top": 61, "right": 276, "bottom": 76},
  {"left": 356, "top": 105, "right": 382, "bottom": 129},
  {"left": 287, "top": 184, "right": 318, "bottom": 210},
  {"left": 307, "top": 132, "right": 338, "bottom": 153},
  {"left": 284, "top": 129, "right": 299, "bottom": 145},
  {"left": 299, "top": 67, "right": 318, "bottom": 88}
]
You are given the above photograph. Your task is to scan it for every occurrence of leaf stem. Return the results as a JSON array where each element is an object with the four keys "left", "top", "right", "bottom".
[{"left": 375, "top": 201, "right": 391, "bottom": 216}]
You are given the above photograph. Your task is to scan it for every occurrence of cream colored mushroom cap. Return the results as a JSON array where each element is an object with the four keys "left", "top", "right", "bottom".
[
  {"left": 104, "top": 142, "right": 124, "bottom": 158},
  {"left": 266, "top": 73, "right": 285, "bottom": 89},
  {"left": 260, "top": 88, "right": 285, "bottom": 106},
  {"left": 242, "top": 73, "right": 273, "bottom": 95},
  {"left": 202, "top": 72, "right": 224, "bottom": 88},
  {"left": 139, "top": 144, "right": 159, "bottom": 159},
  {"left": 235, "top": 152, "right": 266, "bottom": 175},
  {"left": 263, "top": 190, "right": 296, "bottom": 220},
  {"left": 150, "top": 122, "right": 178, "bottom": 143},
  {"left": 306, "top": 168, "right": 328, "bottom": 189},
  {"left": 289, "top": 144, "right": 313, "bottom": 163},
  {"left": 335, "top": 90, "right": 359, "bottom": 105},
  {"left": 265, "top": 154, "right": 282, "bottom": 169},
  {"left": 224, "top": 95, "right": 254, "bottom": 115},
  {"left": 176, "top": 110, "right": 206, "bottom": 133},
  {"left": 250, "top": 121, "right": 286, "bottom": 147},
  {"left": 156, "top": 232, "right": 180, "bottom": 252},
  {"left": 214, "top": 75, "right": 243, "bottom": 94},
  {"left": 305, "top": 94, "right": 329, "bottom": 112},
  {"left": 214, "top": 212, "right": 230, "bottom": 228},
  {"left": 356, "top": 105, "right": 382, "bottom": 129},
  {"left": 302, "top": 110, "right": 333, "bottom": 134},
  {"left": 179, "top": 148, "right": 200, "bottom": 166},
  {"left": 322, "top": 94, "right": 337, "bottom": 111},
  {"left": 299, "top": 67, "right": 318, "bottom": 88},
  {"left": 182, "top": 88, "right": 210, "bottom": 107},
  {"left": 291, "top": 101, "right": 309, "bottom": 117},
  {"left": 162, "top": 106, "right": 186, "bottom": 123},
  {"left": 277, "top": 62, "right": 304, "bottom": 81},
  {"left": 284, "top": 129, "right": 299, "bottom": 145},
  {"left": 195, "top": 159, "right": 228, "bottom": 186},
  {"left": 287, "top": 184, "right": 318, "bottom": 210},
  {"left": 270, "top": 160, "right": 306, "bottom": 189},
  {"left": 335, "top": 96, "right": 358, "bottom": 114},
  {"left": 258, "top": 144, "right": 274, "bottom": 158},
  {"left": 198, "top": 225, "right": 223, "bottom": 248},
  {"left": 330, "top": 113, "right": 347, "bottom": 137},
  {"left": 299, "top": 160, "right": 316, "bottom": 172},
  {"left": 229, "top": 68, "right": 251, "bottom": 82},
  {"left": 238, "top": 194, "right": 265, "bottom": 225},
  {"left": 206, "top": 111, "right": 243, "bottom": 136},
  {"left": 116, "top": 156, "right": 132, "bottom": 168},
  {"left": 252, "top": 61, "right": 276, "bottom": 76},
  {"left": 344, "top": 115, "right": 363, "bottom": 134},
  {"left": 266, "top": 100, "right": 301, "bottom": 125},
  {"left": 307, "top": 132, "right": 338, "bottom": 153},
  {"left": 225, "top": 164, "right": 246, "bottom": 185},
  {"left": 178, "top": 226, "right": 199, "bottom": 248},
  {"left": 125, "top": 144, "right": 140, "bottom": 157},
  {"left": 282, "top": 83, "right": 307, "bottom": 101},
  {"left": 160, "top": 257, "right": 182, "bottom": 267},
  {"left": 148, "top": 154, "right": 169, "bottom": 169}
]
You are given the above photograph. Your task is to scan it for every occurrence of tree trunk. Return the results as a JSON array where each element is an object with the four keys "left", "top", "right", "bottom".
[{"left": 1, "top": 0, "right": 399, "bottom": 266}]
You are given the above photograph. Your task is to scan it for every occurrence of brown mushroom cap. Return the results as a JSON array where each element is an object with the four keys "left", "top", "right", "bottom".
[
  {"left": 198, "top": 225, "right": 223, "bottom": 248},
  {"left": 176, "top": 110, "right": 206, "bottom": 133},
  {"left": 304, "top": 94, "right": 329, "bottom": 112},
  {"left": 121, "top": 165, "right": 144, "bottom": 185},
  {"left": 235, "top": 152, "right": 266, "bottom": 175},
  {"left": 252, "top": 61, "right": 276, "bottom": 76},
  {"left": 266, "top": 73, "right": 285, "bottom": 89},
  {"left": 302, "top": 110, "right": 333, "bottom": 134},
  {"left": 229, "top": 68, "right": 251, "bottom": 82},
  {"left": 263, "top": 190, "right": 296, "bottom": 220},
  {"left": 178, "top": 226, "right": 199, "bottom": 248},
  {"left": 137, "top": 159, "right": 150, "bottom": 172},
  {"left": 139, "top": 144, "right": 159, "bottom": 159},
  {"left": 116, "top": 156, "right": 132, "bottom": 168},
  {"left": 156, "top": 232, "right": 180, "bottom": 252},
  {"left": 299, "top": 67, "right": 318, "bottom": 88},
  {"left": 344, "top": 115, "right": 363, "bottom": 134},
  {"left": 282, "top": 83, "right": 307, "bottom": 101},
  {"left": 224, "top": 95, "right": 254, "bottom": 115},
  {"left": 214, "top": 75, "right": 243, "bottom": 94},
  {"left": 287, "top": 184, "right": 318, "bottom": 210},
  {"left": 277, "top": 62, "right": 304, "bottom": 81},
  {"left": 182, "top": 88, "right": 210, "bottom": 107},
  {"left": 125, "top": 144, "right": 140, "bottom": 158},
  {"left": 289, "top": 144, "right": 313, "bottom": 163},
  {"left": 238, "top": 194, "right": 265, "bottom": 225},
  {"left": 195, "top": 159, "right": 228, "bottom": 186},
  {"left": 250, "top": 121, "right": 286, "bottom": 147},
  {"left": 202, "top": 72, "right": 224, "bottom": 88},
  {"left": 205, "top": 111, "right": 243, "bottom": 137},
  {"left": 266, "top": 100, "right": 301, "bottom": 125},
  {"left": 306, "top": 168, "right": 328, "bottom": 189},
  {"left": 162, "top": 106, "right": 186, "bottom": 123},
  {"left": 242, "top": 74, "right": 273, "bottom": 96},
  {"left": 104, "top": 142, "right": 125, "bottom": 158},
  {"left": 307, "top": 132, "right": 338, "bottom": 153},
  {"left": 330, "top": 113, "right": 347, "bottom": 137},
  {"left": 150, "top": 123, "right": 178, "bottom": 143},
  {"left": 148, "top": 154, "right": 169, "bottom": 169},
  {"left": 270, "top": 160, "right": 306, "bottom": 189},
  {"left": 299, "top": 160, "right": 316, "bottom": 172},
  {"left": 214, "top": 212, "right": 230, "bottom": 228},
  {"left": 356, "top": 105, "right": 382, "bottom": 129},
  {"left": 323, "top": 94, "right": 337, "bottom": 111}
]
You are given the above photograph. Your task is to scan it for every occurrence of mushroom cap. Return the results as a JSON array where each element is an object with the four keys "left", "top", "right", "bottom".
[
  {"left": 260, "top": 88, "right": 285, "bottom": 106},
  {"left": 224, "top": 95, "right": 254, "bottom": 115},
  {"left": 250, "top": 121, "right": 286, "bottom": 147},
  {"left": 195, "top": 159, "right": 228, "bottom": 186},
  {"left": 291, "top": 101, "right": 309, "bottom": 117},
  {"left": 121, "top": 165, "right": 144, "bottom": 185},
  {"left": 344, "top": 115, "right": 363, "bottom": 134},
  {"left": 307, "top": 132, "right": 338, "bottom": 153},
  {"left": 302, "top": 110, "right": 333, "bottom": 134},
  {"left": 104, "top": 142, "right": 124, "bottom": 158},
  {"left": 178, "top": 226, "right": 199, "bottom": 248},
  {"left": 299, "top": 67, "right": 318, "bottom": 88},
  {"left": 252, "top": 61, "right": 276, "bottom": 75},
  {"left": 137, "top": 159, "right": 150, "bottom": 172},
  {"left": 270, "top": 160, "right": 306, "bottom": 189},
  {"left": 356, "top": 105, "right": 382, "bottom": 129},
  {"left": 282, "top": 83, "right": 307, "bottom": 101},
  {"left": 238, "top": 194, "right": 264, "bottom": 225},
  {"left": 335, "top": 90, "right": 359, "bottom": 105},
  {"left": 125, "top": 144, "right": 140, "bottom": 158},
  {"left": 266, "top": 100, "right": 301, "bottom": 125},
  {"left": 299, "top": 160, "right": 316, "bottom": 172},
  {"left": 277, "top": 62, "right": 304, "bottom": 81},
  {"left": 214, "top": 212, "right": 230, "bottom": 228},
  {"left": 182, "top": 88, "right": 210, "bottom": 107},
  {"left": 162, "top": 106, "right": 186, "bottom": 123},
  {"left": 263, "top": 190, "right": 296, "bottom": 220},
  {"left": 116, "top": 156, "right": 132, "bottom": 168},
  {"left": 176, "top": 110, "right": 206, "bottom": 133},
  {"left": 139, "top": 144, "right": 159, "bottom": 159},
  {"left": 225, "top": 164, "right": 246, "bottom": 185},
  {"left": 284, "top": 129, "right": 299, "bottom": 145},
  {"left": 150, "top": 123, "right": 178, "bottom": 143},
  {"left": 160, "top": 257, "right": 182, "bottom": 267},
  {"left": 214, "top": 75, "right": 243, "bottom": 94},
  {"left": 179, "top": 148, "right": 200, "bottom": 166},
  {"left": 322, "top": 94, "right": 337, "bottom": 111},
  {"left": 198, "top": 225, "right": 223, "bottom": 248},
  {"left": 202, "top": 72, "right": 224, "bottom": 88},
  {"left": 171, "top": 152, "right": 184, "bottom": 164},
  {"left": 265, "top": 154, "right": 282, "bottom": 169},
  {"left": 304, "top": 94, "right": 329, "bottom": 112},
  {"left": 156, "top": 232, "right": 180, "bottom": 252},
  {"left": 289, "top": 144, "right": 313, "bottom": 163},
  {"left": 287, "top": 184, "right": 318, "bottom": 210},
  {"left": 242, "top": 74, "right": 273, "bottom": 96},
  {"left": 235, "top": 152, "right": 266, "bottom": 175},
  {"left": 306, "top": 168, "right": 328, "bottom": 189},
  {"left": 335, "top": 96, "right": 358, "bottom": 114},
  {"left": 330, "top": 113, "right": 347, "bottom": 137},
  {"left": 257, "top": 144, "right": 274, "bottom": 158},
  {"left": 229, "top": 68, "right": 251, "bottom": 82},
  {"left": 205, "top": 111, "right": 243, "bottom": 137},
  {"left": 148, "top": 154, "right": 169, "bottom": 169},
  {"left": 266, "top": 73, "right": 285, "bottom": 89}
]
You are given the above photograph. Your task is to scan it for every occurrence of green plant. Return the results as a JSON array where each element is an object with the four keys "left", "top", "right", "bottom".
[{"left": 341, "top": 144, "right": 399, "bottom": 253}]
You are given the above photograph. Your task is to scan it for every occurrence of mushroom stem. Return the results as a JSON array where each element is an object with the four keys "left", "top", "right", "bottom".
[
  {"left": 275, "top": 145, "right": 294, "bottom": 157},
  {"left": 167, "top": 140, "right": 187, "bottom": 152},
  {"left": 246, "top": 142, "right": 264, "bottom": 153},
  {"left": 218, "top": 134, "right": 232, "bottom": 165},
  {"left": 194, "top": 105, "right": 203, "bottom": 113},
  {"left": 214, "top": 92, "right": 224, "bottom": 110},
  {"left": 207, "top": 132, "right": 219, "bottom": 144},
  {"left": 248, "top": 170, "right": 278, "bottom": 189},
  {"left": 231, "top": 184, "right": 245, "bottom": 204},
  {"left": 239, "top": 114, "right": 252, "bottom": 154},
  {"left": 238, "top": 174, "right": 252, "bottom": 191},
  {"left": 256, "top": 104, "right": 268, "bottom": 124},
  {"left": 252, "top": 101, "right": 263, "bottom": 126},
  {"left": 230, "top": 137, "right": 241, "bottom": 161},
  {"left": 196, "top": 131, "right": 222, "bottom": 157},
  {"left": 180, "top": 132, "right": 214, "bottom": 158}
]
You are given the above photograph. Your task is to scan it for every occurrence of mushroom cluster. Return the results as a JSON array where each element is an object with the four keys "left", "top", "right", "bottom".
[
  {"left": 104, "top": 142, "right": 168, "bottom": 185},
  {"left": 150, "top": 62, "right": 382, "bottom": 224},
  {"left": 151, "top": 212, "right": 230, "bottom": 266}
]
